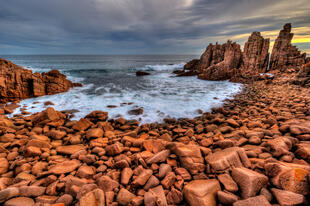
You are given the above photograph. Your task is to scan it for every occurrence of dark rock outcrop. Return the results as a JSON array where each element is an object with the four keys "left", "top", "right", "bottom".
[
  {"left": 269, "top": 23, "right": 306, "bottom": 71},
  {"left": 136, "top": 71, "right": 151, "bottom": 76},
  {"left": 0, "top": 58, "right": 81, "bottom": 103}
]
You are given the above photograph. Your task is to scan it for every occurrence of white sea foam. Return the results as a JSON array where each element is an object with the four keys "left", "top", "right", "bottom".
[
  {"left": 136, "top": 63, "right": 185, "bottom": 71},
  {"left": 12, "top": 68, "right": 243, "bottom": 124}
]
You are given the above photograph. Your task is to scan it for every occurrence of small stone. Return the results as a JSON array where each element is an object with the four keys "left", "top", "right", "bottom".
[
  {"left": 144, "top": 185, "right": 167, "bottom": 206},
  {"left": 146, "top": 150, "right": 170, "bottom": 164},
  {"left": 121, "top": 167, "right": 133, "bottom": 185},
  {"left": 56, "top": 145, "right": 85, "bottom": 155},
  {"left": 97, "top": 176, "right": 119, "bottom": 192},
  {"left": 117, "top": 188, "right": 136, "bottom": 205}
]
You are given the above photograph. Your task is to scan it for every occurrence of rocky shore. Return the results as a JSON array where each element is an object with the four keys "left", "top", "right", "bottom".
[
  {"left": 1, "top": 23, "right": 310, "bottom": 206},
  {"left": 0, "top": 67, "right": 310, "bottom": 206}
]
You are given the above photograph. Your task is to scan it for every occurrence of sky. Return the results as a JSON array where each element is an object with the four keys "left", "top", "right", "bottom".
[{"left": 0, "top": 0, "right": 310, "bottom": 55}]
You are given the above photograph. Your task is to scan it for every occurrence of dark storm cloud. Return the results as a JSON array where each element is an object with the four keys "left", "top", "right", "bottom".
[{"left": 0, "top": 0, "right": 309, "bottom": 54}]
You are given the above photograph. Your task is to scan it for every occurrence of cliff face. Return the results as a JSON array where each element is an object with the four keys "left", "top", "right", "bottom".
[
  {"left": 198, "top": 41, "right": 242, "bottom": 80},
  {"left": 242, "top": 32, "right": 270, "bottom": 74},
  {"left": 269, "top": 23, "right": 306, "bottom": 71},
  {"left": 0, "top": 58, "right": 81, "bottom": 103},
  {"left": 182, "top": 23, "right": 307, "bottom": 82}
]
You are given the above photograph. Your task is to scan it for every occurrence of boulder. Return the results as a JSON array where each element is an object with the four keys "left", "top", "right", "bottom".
[
  {"left": 184, "top": 179, "right": 221, "bottom": 206},
  {"left": 271, "top": 188, "right": 306, "bottom": 206},
  {"left": 231, "top": 167, "right": 268, "bottom": 198},
  {"left": 31, "top": 107, "right": 66, "bottom": 126},
  {"left": 205, "top": 147, "right": 251, "bottom": 172},
  {"left": 168, "top": 143, "right": 204, "bottom": 174},
  {"left": 136, "top": 71, "right": 151, "bottom": 76},
  {"left": 78, "top": 189, "right": 105, "bottom": 206},
  {"left": 48, "top": 160, "right": 80, "bottom": 175},
  {"left": 144, "top": 185, "right": 168, "bottom": 206}
]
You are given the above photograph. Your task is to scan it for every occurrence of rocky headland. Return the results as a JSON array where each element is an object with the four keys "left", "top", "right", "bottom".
[
  {"left": 0, "top": 58, "right": 81, "bottom": 104},
  {"left": 0, "top": 23, "right": 310, "bottom": 206},
  {"left": 178, "top": 23, "right": 308, "bottom": 83}
]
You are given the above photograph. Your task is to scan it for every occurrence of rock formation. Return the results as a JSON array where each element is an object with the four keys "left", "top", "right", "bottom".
[
  {"left": 181, "top": 23, "right": 307, "bottom": 82},
  {"left": 269, "top": 23, "right": 306, "bottom": 71},
  {"left": 0, "top": 58, "right": 81, "bottom": 103},
  {"left": 196, "top": 40, "right": 242, "bottom": 80},
  {"left": 242, "top": 32, "right": 270, "bottom": 74}
]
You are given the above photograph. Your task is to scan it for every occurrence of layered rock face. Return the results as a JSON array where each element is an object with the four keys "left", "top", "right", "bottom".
[
  {"left": 0, "top": 58, "right": 81, "bottom": 103},
  {"left": 269, "top": 23, "right": 306, "bottom": 71},
  {"left": 242, "top": 32, "right": 270, "bottom": 74},
  {"left": 197, "top": 41, "right": 242, "bottom": 80}
]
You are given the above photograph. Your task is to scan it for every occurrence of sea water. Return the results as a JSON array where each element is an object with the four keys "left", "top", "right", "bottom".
[{"left": 2, "top": 55, "right": 242, "bottom": 123}]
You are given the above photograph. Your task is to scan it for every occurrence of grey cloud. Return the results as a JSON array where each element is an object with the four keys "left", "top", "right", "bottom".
[{"left": 0, "top": 0, "right": 309, "bottom": 54}]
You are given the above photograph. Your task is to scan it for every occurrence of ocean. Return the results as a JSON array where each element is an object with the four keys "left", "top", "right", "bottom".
[{"left": 2, "top": 55, "right": 242, "bottom": 123}]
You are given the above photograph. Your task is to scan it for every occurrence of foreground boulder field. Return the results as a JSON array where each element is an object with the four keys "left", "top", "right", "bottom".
[
  {"left": 179, "top": 23, "right": 307, "bottom": 82},
  {"left": 1, "top": 77, "right": 310, "bottom": 205},
  {"left": 0, "top": 58, "right": 81, "bottom": 104}
]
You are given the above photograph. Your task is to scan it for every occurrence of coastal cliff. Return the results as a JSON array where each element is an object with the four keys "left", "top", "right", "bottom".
[{"left": 0, "top": 58, "right": 81, "bottom": 103}]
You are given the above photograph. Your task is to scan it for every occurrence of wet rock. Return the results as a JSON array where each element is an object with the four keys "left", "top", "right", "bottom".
[
  {"left": 184, "top": 179, "right": 221, "bottom": 206},
  {"left": 85, "top": 110, "right": 108, "bottom": 123},
  {"left": 231, "top": 167, "right": 268, "bottom": 198},
  {"left": 128, "top": 107, "right": 144, "bottom": 115},
  {"left": 136, "top": 71, "right": 151, "bottom": 76},
  {"left": 31, "top": 107, "right": 66, "bottom": 126}
]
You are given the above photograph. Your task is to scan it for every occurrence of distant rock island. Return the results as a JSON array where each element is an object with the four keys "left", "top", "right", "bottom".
[{"left": 177, "top": 23, "right": 309, "bottom": 82}]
